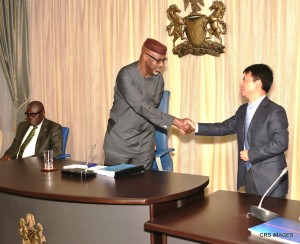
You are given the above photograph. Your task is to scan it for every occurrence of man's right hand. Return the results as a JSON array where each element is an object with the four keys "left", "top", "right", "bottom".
[{"left": 173, "top": 118, "right": 195, "bottom": 134}]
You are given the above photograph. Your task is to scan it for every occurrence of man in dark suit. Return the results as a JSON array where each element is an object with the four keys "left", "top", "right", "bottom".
[
  {"left": 0, "top": 101, "right": 63, "bottom": 160},
  {"left": 103, "top": 38, "right": 194, "bottom": 169},
  {"left": 190, "top": 64, "right": 289, "bottom": 198}
]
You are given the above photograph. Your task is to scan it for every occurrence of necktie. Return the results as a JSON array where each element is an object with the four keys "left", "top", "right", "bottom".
[
  {"left": 18, "top": 126, "right": 38, "bottom": 158},
  {"left": 244, "top": 105, "right": 252, "bottom": 171}
]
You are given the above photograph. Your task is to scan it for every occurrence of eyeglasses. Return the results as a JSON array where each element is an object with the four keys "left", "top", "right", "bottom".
[
  {"left": 146, "top": 53, "right": 167, "bottom": 65},
  {"left": 25, "top": 110, "right": 44, "bottom": 118}
]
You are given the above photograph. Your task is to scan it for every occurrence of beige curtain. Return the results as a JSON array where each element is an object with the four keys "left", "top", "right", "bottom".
[
  {"left": 0, "top": 0, "right": 29, "bottom": 155},
  {"left": 0, "top": 0, "right": 30, "bottom": 122},
  {"left": 26, "top": 0, "right": 300, "bottom": 200},
  {"left": 0, "top": 66, "right": 17, "bottom": 156}
]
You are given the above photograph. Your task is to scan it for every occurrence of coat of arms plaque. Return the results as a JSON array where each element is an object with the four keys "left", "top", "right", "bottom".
[{"left": 167, "top": 0, "right": 227, "bottom": 57}]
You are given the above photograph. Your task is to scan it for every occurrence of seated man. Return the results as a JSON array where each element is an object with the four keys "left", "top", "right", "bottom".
[{"left": 0, "top": 101, "right": 62, "bottom": 160}]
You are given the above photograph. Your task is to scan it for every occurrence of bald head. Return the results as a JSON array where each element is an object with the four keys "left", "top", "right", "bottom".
[{"left": 28, "top": 101, "right": 44, "bottom": 111}]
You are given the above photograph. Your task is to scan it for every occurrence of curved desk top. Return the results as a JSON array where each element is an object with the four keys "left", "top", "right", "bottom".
[{"left": 0, "top": 157, "right": 209, "bottom": 205}]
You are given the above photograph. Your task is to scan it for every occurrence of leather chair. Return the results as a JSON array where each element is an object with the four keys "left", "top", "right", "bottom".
[
  {"left": 152, "top": 90, "right": 174, "bottom": 171},
  {"left": 56, "top": 127, "right": 71, "bottom": 159}
]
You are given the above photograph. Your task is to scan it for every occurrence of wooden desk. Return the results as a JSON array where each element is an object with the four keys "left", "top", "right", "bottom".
[
  {"left": 145, "top": 190, "right": 300, "bottom": 244},
  {"left": 0, "top": 157, "right": 208, "bottom": 244}
]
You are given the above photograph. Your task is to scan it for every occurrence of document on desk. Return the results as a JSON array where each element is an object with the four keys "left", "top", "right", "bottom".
[{"left": 248, "top": 217, "right": 300, "bottom": 243}]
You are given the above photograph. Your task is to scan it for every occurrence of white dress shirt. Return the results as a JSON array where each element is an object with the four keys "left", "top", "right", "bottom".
[{"left": 17, "top": 120, "right": 44, "bottom": 158}]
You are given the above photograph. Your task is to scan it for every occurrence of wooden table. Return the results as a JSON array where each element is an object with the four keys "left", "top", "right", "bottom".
[
  {"left": 145, "top": 190, "right": 300, "bottom": 244},
  {"left": 0, "top": 157, "right": 208, "bottom": 244}
]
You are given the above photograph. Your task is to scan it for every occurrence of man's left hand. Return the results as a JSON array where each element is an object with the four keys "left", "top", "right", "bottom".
[{"left": 240, "top": 150, "right": 249, "bottom": 161}]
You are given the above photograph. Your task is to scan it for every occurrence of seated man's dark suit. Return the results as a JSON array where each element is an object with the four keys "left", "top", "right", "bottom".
[{"left": 4, "top": 118, "right": 63, "bottom": 158}]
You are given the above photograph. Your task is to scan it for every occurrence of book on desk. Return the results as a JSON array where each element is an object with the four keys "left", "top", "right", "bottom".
[
  {"left": 93, "top": 163, "right": 145, "bottom": 178},
  {"left": 62, "top": 163, "right": 144, "bottom": 178},
  {"left": 248, "top": 217, "right": 300, "bottom": 243}
]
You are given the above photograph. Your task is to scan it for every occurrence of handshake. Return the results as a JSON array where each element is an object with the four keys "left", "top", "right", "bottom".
[{"left": 173, "top": 118, "right": 196, "bottom": 135}]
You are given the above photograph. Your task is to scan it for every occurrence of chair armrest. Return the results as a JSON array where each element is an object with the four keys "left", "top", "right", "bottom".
[
  {"left": 55, "top": 154, "right": 71, "bottom": 159},
  {"left": 155, "top": 148, "right": 175, "bottom": 158}
]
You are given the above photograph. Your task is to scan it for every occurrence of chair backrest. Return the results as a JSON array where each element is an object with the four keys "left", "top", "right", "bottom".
[
  {"left": 152, "top": 90, "right": 174, "bottom": 171},
  {"left": 55, "top": 126, "right": 71, "bottom": 159},
  {"left": 155, "top": 91, "right": 170, "bottom": 152},
  {"left": 62, "top": 127, "right": 69, "bottom": 155},
  {"left": 158, "top": 90, "right": 170, "bottom": 113}
]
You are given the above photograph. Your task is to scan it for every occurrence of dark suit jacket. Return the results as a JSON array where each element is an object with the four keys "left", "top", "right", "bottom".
[
  {"left": 4, "top": 118, "right": 63, "bottom": 158},
  {"left": 196, "top": 97, "right": 289, "bottom": 197}
]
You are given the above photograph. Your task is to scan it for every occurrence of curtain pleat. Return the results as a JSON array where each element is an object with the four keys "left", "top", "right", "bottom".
[{"left": 0, "top": 0, "right": 30, "bottom": 121}]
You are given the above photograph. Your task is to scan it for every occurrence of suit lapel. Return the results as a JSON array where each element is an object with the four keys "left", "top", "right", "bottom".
[
  {"left": 239, "top": 104, "right": 247, "bottom": 143},
  {"left": 248, "top": 97, "right": 269, "bottom": 131},
  {"left": 18, "top": 123, "right": 31, "bottom": 142},
  {"left": 35, "top": 119, "right": 48, "bottom": 153}
]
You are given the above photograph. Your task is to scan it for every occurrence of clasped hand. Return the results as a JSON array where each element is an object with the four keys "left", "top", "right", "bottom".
[{"left": 174, "top": 118, "right": 195, "bottom": 135}]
